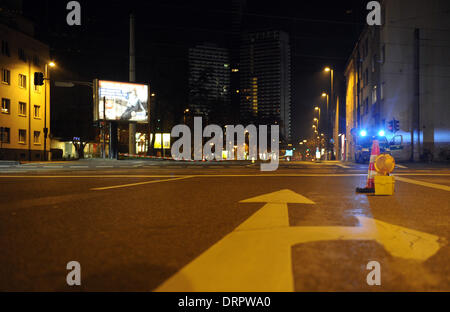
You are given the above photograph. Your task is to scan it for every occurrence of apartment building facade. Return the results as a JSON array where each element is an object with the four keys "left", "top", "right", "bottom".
[
  {"left": 0, "top": 19, "right": 51, "bottom": 161},
  {"left": 344, "top": 0, "right": 450, "bottom": 161}
]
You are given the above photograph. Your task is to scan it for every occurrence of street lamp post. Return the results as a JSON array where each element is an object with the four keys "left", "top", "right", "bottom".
[
  {"left": 315, "top": 106, "right": 321, "bottom": 122},
  {"left": 324, "top": 67, "right": 334, "bottom": 160},
  {"left": 184, "top": 108, "right": 189, "bottom": 124},
  {"left": 43, "top": 61, "right": 56, "bottom": 161}
]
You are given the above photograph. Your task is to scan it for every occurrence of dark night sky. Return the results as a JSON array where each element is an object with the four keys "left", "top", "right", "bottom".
[{"left": 22, "top": 0, "right": 368, "bottom": 142}]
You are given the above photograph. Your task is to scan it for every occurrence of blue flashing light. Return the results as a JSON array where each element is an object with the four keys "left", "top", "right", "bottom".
[
  {"left": 378, "top": 130, "right": 385, "bottom": 137},
  {"left": 360, "top": 130, "right": 367, "bottom": 137}
]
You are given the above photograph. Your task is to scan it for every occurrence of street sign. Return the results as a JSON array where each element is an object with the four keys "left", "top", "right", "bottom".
[{"left": 155, "top": 189, "right": 443, "bottom": 292}]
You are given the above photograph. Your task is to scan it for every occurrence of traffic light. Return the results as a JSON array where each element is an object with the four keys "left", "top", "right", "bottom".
[
  {"left": 394, "top": 120, "right": 400, "bottom": 132},
  {"left": 388, "top": 120, "right": 394, "bottom": 132},
  {"left": 34, "top": 72, "right": 44, "bottom": 86}
]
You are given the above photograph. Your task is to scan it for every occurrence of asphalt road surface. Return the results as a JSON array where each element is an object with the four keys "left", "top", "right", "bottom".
[{"left": 0, "top": 160, "right": 449, "bottom": 291}]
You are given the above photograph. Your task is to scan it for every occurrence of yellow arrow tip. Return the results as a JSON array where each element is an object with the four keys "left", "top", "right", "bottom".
[{"left": 239, "top": 189, "right": 315, "bottom": 204}]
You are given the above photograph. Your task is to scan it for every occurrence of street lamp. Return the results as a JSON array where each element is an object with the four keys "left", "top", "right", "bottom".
[
  {"left": 183, "top": 108, "right": 190, "bottom": 124},
  {"left": 44, "top": 61, "right": 56, "bottom": 161}
]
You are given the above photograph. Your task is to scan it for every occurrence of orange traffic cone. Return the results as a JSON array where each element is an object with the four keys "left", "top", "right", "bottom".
[{"left": 356, "top": 140, "right": 380, "bottom": 193}]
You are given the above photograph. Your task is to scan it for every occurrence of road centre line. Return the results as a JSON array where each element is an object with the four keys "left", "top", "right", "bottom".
[
  {"left": 396, "top": 176, "right": 450, "bottom": 192},
  {"left": 90, "top": 176, "right": 194, "bottom": 191}
]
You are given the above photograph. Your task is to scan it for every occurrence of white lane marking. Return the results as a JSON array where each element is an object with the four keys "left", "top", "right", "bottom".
[
  {"left": 90, "top": 176, "right": 193, "bottom": 191},
  {"left": 96, "top": 166, "right": 113, "bottom": 168},
  {"left": 396, "top": 176, "right": 450, "bottom": 192},
  {"left": 70, "top": 166, "right": 89, "bottom": 168},
  {"left": 0, "top": 173, "right": 449, "bottom": 179},
  {"left": 396, "top": 164, "right": 408, "bottom": 169},
  {"left": 337, "top": 164, "right": 351, "bottom": 168},
  {"left": 44, "top": 166, "right": 64, "bottom": 169}
]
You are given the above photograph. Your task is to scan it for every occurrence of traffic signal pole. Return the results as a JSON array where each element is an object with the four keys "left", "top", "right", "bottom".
[{"left": 44, "top": 64, "right": 48, "bottom": 161}]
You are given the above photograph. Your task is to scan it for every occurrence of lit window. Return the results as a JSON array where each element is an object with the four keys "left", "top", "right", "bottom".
[
  {"left": 18, "top": 129, "right": 26, "bottom": 144},
  {"left": 19, "top": 102, "right": 26, "bottom": 116},
  {"left": 18, "top": 74, "right": 27, "bottom": 88},
  {"left": 33, "top": 131, "right": 41, "bottom": 144},
  {"left": 1, "top": 69, "right": 10, "bottom": 84},
  {"left": 1, "top": 98, "right": 10, "bottom": 114},
  {"left": 232, "top": 68, "right": 239, "bottom": 72}
]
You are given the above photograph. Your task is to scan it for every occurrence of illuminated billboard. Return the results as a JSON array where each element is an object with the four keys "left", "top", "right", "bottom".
[{"left": 94, "top": 80, "right": 149, "bottom": 122}]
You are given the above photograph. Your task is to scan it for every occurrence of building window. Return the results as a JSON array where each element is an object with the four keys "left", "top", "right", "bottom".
[
  {"left": 0, "top": 127, "right": 10, "bottom": 143},
  {"left": 19, "top": 102, "right": 27, "bottom": 116},
  {"left": 33, "top": 131, "right": 41, "bottom": 144},
  {"left": 1, "top": 98, "right": 10, "bottom": 114},
  {"left": 1, "top": 69, "right": 10, "bottom": 84},
  {"left": 363, "top": 39, "right": 368, "bottom": 58},
  {"left": 372, "top": 54, "right": 377, "bottom": 72},
  {"left": 18, "top": 74, "right": 27, "bottom": 88},
  {"left": 18, "top": 48, "right": 27, "bottom": 62},
  {"left": 33, "top": 55, "right": 40, "bottom": 67},
  {"left": 34, "top": 105, "right": 40, "bottom": 118},
  {"left": 1, "top": 40, "right": 10, "bottom": 56},
  {"left": 18, "top": 129, "right": 26, "bottom": 144},
  {"left": 372, "top": 85, "right": 378, "bottom": 103}
]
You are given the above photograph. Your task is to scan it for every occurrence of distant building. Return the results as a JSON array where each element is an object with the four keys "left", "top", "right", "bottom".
[
  {"left": 344, "top": 0, "right": 450, "bottom": 161},
  {"left": 188, "top": 44, "right": 231, "bottom": 119},
  {"left": 0, "top": 9, "right": 51, "bottom": 161},
  {"left": 240, "top": 30, "right": 292, "bottom": 142}
]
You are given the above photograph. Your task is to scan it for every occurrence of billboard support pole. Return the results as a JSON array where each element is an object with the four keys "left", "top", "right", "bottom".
[
  {"left": 128, "top": 13, "right": 137, "bottom": 155},
  {"left": 103, "top": 96, "right": 106, "bottom": 159}
]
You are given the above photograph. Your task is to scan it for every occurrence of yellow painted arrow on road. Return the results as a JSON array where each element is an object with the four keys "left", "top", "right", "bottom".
[{"left": 155, "top": 189, "right": 445, "bottom": 292}]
